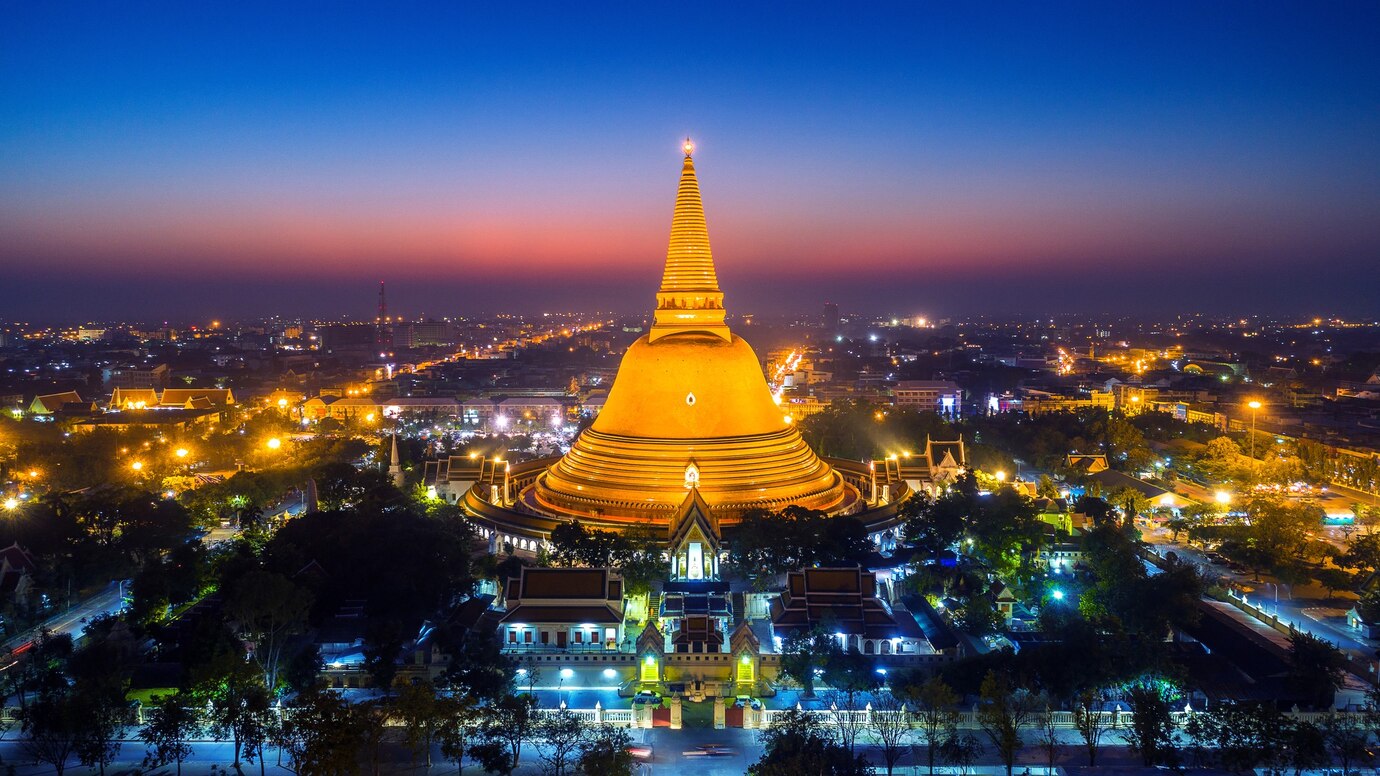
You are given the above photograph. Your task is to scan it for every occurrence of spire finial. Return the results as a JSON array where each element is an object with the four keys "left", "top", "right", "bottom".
[{"left": 682, "top": 137, "right": 694, "bottom": 157}]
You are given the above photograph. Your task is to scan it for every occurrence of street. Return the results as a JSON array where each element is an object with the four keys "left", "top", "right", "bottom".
[
  {"left": 1141, "top": 522, "right": 1380, "bottom": 690},
  {"left": 2, "top": 582, "right": 125, "bottom": 656}
]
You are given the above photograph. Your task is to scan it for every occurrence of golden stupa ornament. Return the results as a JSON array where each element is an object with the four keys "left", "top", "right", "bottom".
[{"left": 525, "top": 143, "right": 857, "bottom": 525}]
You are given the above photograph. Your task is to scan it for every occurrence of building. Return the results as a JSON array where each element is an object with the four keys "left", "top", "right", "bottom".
[
  {"left": 28, "top": 391, "right": 83, "bottom": 415},
  {"left": 499, "top": 567, "right": 625, "bottom": 652},
  {"left": 822, "top": 302, "right": 840, "bottom": 332},
  {"left": 110, "top": 387, "right": 235, "bottom": 410},
  {"left": 892, "top": 380, "right": 962, "bottom": 417},
  {"left": 105, "top": 363, "right": 170, "bottom": 390},
  {"left": 768, "top": 568, "right": 932, "bottom": 656}
]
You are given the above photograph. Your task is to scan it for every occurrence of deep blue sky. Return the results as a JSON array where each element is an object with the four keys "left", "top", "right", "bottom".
[{"left": 2, "top": 2, "right": 1378, "bottom": 323}]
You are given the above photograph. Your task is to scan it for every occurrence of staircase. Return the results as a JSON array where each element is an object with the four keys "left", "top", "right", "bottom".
[{"left": 647, "top": 591, "right": 663, "bottom": 620}]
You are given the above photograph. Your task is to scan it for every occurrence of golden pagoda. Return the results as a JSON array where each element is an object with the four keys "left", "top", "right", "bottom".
[{"left": 527, "top": 140, "right": 857, "bottom": 525}]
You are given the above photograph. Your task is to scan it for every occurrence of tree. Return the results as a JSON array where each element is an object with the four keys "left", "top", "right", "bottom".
[
  {"left": 395, "top": 680, "right": 445, "bottom": 768},
  {"left": 475, "top": 693, "right": 538, "bottom": 770},
  {"left": 1033, "top": 702, "right": 1061, "bottom": 772},
  {"left": 1287, "top": 631, "right": 1347, "bottom": 709},
  {"left": 1187, "top": 702, "right": 1290, "bottom": 773},
  {"left": 1072, "top": 688, "right": 1114, "bottom": 767},
  {"left": 939, "top": 732, "right": 983, "bottom": 774},
  {"left": 821, "top": 659, "right": 879, "bottom": 757},
  {"left": 1338, "top": 532, "right": 1380, "bottom": 575},
  {"left": 867, "top": 690, "right": 911, "bottom": 776},
  {"left": 21, "top": 689, "right": 82, "bottom": 776},
  {"left": 437, "top": 695, "right": 479, "bottom": 775},
  {"left": 976, "top": 671, "right": 1038, "bottom": 776},
  {"left": 749, "top": 708, "right": 871, "bottom": 776},
  {"left": 576, "top": 725, "right": 635, "bottom": 776},
  {"left": 534, "top": 708, "right": 590, "bottom": 776},
  {"left": 198, "top": 658, "right": 274, "bottom": 775},
  {"left": 224, "top": 569, "right": 313, "bottom": 693},
  {"left": 140, "top": 694, "right": 201, "bottom": 775},
  {"left": 356, "top": 698, "right": 391, "bottom": 776},
  {"left": 1316, "top": 567, "right": 1355, "bottom": 601},
  {"left": 1108, "top": 486, "right": 1148, "bottom": 524},
  {"left": 779, "top": 628, "right": 839, "bottom": 697},
  {"left": 908, "top": 676, "right": 959, "bottom": 776},
  {"left": 275, "top": 688, "right": 364, "bottom": 776},
  {"left": 1124, "top": 680, "right": 1178, "bottom": 768},
  {"left": 1320, "top": 710, "right": 1373, "bottom": 775},
  {"left": 72, "top": 683, "right": 127, "bottom": 776}
]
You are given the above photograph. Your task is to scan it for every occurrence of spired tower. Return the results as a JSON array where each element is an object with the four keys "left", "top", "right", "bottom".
[{"left": 528, "top": 141, "right": 857, "bottom": 525}]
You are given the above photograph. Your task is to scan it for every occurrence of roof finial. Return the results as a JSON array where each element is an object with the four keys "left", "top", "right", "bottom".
[{"left": 682, "top": 137, "right": 694, "bottom": 157}]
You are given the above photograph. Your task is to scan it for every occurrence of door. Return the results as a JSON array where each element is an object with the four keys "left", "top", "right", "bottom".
[{"left": 557, "top": 631, "right": 567, "bottom": 648}]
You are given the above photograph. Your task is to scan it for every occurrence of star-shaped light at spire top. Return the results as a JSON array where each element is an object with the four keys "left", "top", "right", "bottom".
[{"left": 682, "top": 137, "right": 695, "bottom": 157}]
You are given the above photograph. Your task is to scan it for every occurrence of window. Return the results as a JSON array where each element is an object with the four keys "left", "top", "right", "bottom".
[
  {"left": 508, "top": 630, "right": 517, "bottom": 643},
  {"left": 524, "top": 630, "right": 532, "bottom": 643},
  {"left": 574, "top": 631, "right": 584, "bottom": 644}
]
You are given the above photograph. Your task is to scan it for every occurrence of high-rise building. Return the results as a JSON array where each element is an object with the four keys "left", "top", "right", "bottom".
[{"left": 823, "top": 302, "right": 840, "bottom": 332}]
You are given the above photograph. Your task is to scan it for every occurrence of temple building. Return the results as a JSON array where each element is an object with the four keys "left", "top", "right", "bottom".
[
  {"left": 527, "top": 140, "right": 857, "bottom": 526},
  {"left": 439, "top": 144, "right": 920, "bottom": 548}
]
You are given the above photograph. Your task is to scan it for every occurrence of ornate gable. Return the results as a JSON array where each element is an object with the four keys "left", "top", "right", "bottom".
[
  {"left": 729, "top": 621, "right": 760, "bottom": 656},
  {"left": 636, "top": 619, "right": 665, "bottom": 657},
  {"left": 667, "top": 488, "right": 721, "bottom": 580}
]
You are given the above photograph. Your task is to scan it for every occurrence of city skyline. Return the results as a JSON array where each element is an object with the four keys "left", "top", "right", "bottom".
[{"left": 4, "top": 2, "right": 1379, "bottom": 320}]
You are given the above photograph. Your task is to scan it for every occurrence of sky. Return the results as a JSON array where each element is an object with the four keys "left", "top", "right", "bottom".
[{"left": 2, "top": 1, "right": 1379, "bottom": 323}]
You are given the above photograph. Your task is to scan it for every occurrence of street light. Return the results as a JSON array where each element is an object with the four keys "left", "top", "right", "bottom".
[
  {"left": 266, "top": 437, "right": 282, "bottom": 450},
  {"left": 174, "top": 448, "right": 189, "bottom": 459},
  {"left": 1247, "top": 401, "right": 1262, "bottom": 462},
  {"left": 2, "top": 498, "right": 17, "bottom": 511},
  {"left": 1215, "top": 490, "right": 1232, "bottom": 506},
  {"left": 131, "top": 461, "right": 143, "bottom": 472},
  {"left": 995, "top": 470, "right": 1007, "bottom": 483}
]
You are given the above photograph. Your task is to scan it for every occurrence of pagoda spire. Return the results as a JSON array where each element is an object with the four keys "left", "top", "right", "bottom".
[
  {"left": 649, "top": 139, "right": 731, "bottom": 343},
  {"left": 388, "top": 434, "right": 404, "bottom": 488}
]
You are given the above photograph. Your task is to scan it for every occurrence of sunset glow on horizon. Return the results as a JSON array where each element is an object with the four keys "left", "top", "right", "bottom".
[{"left": 3, "top": 2, "right": 1378, "bottom": 320}]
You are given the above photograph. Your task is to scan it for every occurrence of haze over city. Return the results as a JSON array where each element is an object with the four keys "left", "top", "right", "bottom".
[{"left": 4, "top": 1, "right": 1379, "bottom": 322}]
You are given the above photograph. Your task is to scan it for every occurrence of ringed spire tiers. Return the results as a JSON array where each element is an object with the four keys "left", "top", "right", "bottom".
[
  {"left": 650, "top": 138, "right": 730, "bottom": 343},
  {"left": 526, "top": 143, "right": 857, "bottom": 525}
]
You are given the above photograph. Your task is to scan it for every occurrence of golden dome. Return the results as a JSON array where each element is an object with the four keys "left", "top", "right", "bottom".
[{"left": 527, "top": 145, "right": 856, "bottom": 524}]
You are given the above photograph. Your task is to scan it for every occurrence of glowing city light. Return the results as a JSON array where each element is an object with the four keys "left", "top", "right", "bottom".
[
  {"left": 1215, "top": 490, "right": 1232, "bottom": 506},
  {"left": 2, "top": 498, "right": 17, "bottom": 511},
  {"left": 175, "top": 448, "right": 189, "bottom": 458},
  {"left": 266, "top": 437, "right": 282, "bottom": 450},
  {"left": 131, "top": 461, "right": 143, "bottom": 471}
]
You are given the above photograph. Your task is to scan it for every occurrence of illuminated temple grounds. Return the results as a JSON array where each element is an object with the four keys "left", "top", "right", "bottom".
[{"left": 425, "top": 142, "right": 966, "bottom": 547}]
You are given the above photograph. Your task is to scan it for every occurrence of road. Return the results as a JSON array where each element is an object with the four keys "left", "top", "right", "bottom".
[
  {"left": 2, "top": 582, "right": 125, "bottom": 656},
  {"left": 0, "top": 724, "right": 1167, "bottom": 775},
  {"left": 1141, "top": 523, "right": 1380, "bottom": 688}
]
